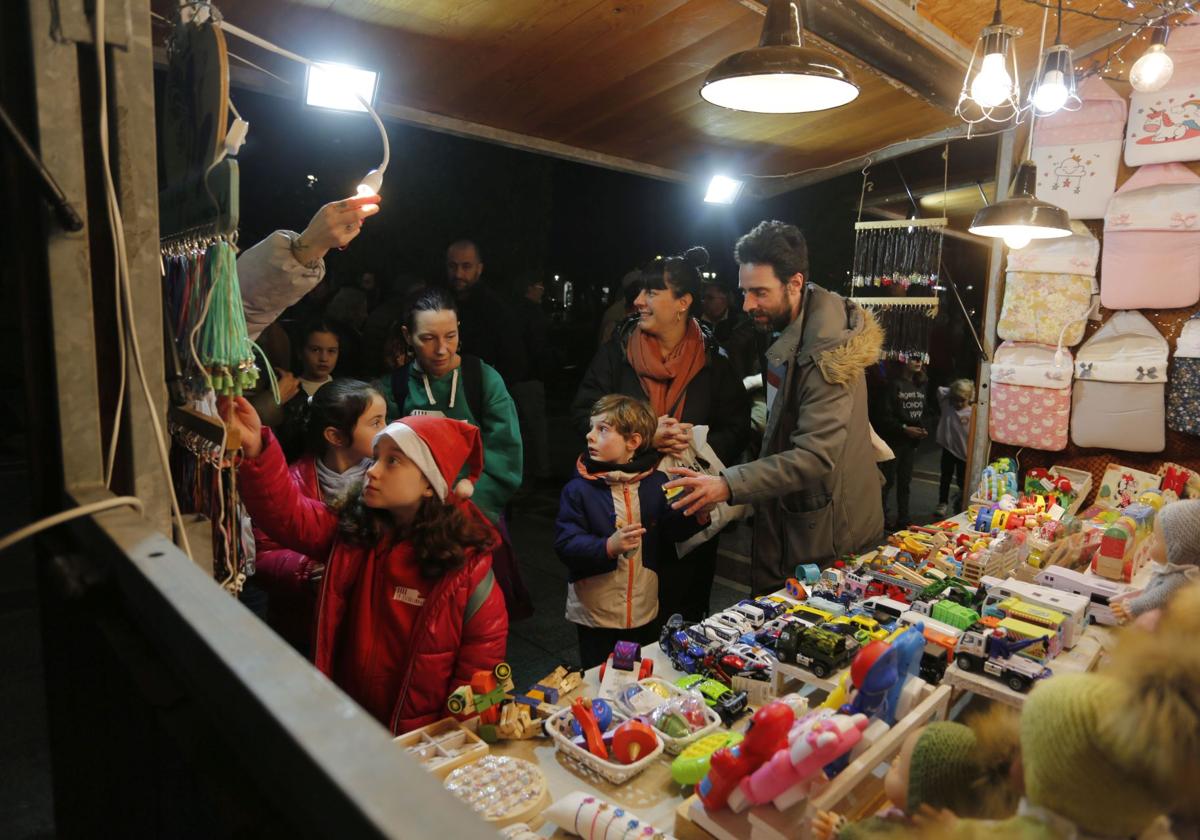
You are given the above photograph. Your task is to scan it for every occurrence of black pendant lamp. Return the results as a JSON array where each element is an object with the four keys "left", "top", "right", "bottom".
[
  {"left": 700, "top": 0, "right": 859, "bottom": 113},
  {"left": 969, "top": 160, "right": 1072, "bottom": 249}
]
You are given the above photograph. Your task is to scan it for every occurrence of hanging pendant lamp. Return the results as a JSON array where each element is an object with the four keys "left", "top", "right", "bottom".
[
  {"left": 969, "top": 160, "right": 1072, "bottom": 249},
  {"left": 700, "top": 0, "right": 859, "bottom": 114}
]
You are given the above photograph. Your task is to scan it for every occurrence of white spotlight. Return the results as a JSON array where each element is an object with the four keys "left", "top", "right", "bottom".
[
  {"left": 305, "top": 61, "right": 379, "bottom": 113},
  {"left": 705, "top": 175, "right": 745, "bottom": 205}
]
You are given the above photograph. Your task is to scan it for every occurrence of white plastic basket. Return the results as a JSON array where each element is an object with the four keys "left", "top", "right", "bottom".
[
  {"left": 546, "top": 705, "right": 664, "bottom": 784},
  {"left": 615, "top": 677, "right": 721, "bottom": 755}
]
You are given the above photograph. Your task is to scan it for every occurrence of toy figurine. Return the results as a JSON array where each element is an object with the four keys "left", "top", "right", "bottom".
[
  {"left": 1112, "top": 499, "right": 1200, "bottom": 624},
  {"left": 729, "top": 711, "right": 869, "bottom": 812},
  {"left": 882, "top": 625, "right": 925, "bottom": 725},
  {"left": 811, "top": 707, "right": 1021, "bottom": 840},
  {"left": 842, "top": 641, "right": 898, "bottom": 720},
  {"left": 697, "top": 701, "right": 794, "bottom": 811}
]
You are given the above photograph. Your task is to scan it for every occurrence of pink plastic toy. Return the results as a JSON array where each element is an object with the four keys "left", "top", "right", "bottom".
[{"left": 728, "top": 712, "right": 870, "bottom": 812}]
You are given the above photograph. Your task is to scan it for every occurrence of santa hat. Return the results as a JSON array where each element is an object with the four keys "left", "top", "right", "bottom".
[{"left": 373, "top": 416, "right": 484, "bottom": 501}]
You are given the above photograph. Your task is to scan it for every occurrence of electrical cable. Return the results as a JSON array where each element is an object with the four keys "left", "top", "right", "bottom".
[
  {"left": 0, "top": 496, "right": 145, "bottom": 555},
  {"left": 96, "top": 0, "right": 194, "bottom": 560},
  {"left": 213, "top": 17, "right": 389, "bottom": 182}
]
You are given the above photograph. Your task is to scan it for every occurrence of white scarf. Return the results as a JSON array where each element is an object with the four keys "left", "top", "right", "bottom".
[{"left": 315, "top": 457, "right": 369, "bottom": 503}]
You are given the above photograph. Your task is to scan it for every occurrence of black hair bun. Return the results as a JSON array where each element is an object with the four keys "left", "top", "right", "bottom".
[{"left": 683, "top": 246, "right": 709, "bottom": 269}]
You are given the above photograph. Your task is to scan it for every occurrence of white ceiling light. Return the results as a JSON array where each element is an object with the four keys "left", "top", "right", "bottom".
[
  {"left": 700, "top": 0, "right": 858, "bottom": 114},
  {"left": 305, "top": 61, "right": 379, "bottom": 113},
  {"left": 1130, "top": 27, "right": 1174, "bottom": 92},
  {"left": 705, "top": 175, "right": 745, "bottom": 204}
]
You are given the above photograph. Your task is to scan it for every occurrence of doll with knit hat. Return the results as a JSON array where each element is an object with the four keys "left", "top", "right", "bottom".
[
  {"left": 1111, "top": 499, "right": 1200, "bottom": 625},
  {"left": 916, "top": 582, "right": 1200, "bottom": 840},
  {"left": 811, "top": 707, "right": 1022, "bottom": 840},
  {"left": 222, "top": 396, "right": 508, "bottom": 733}
]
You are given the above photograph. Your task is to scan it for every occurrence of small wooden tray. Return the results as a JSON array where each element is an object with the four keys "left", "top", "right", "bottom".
[{"left": 393, "top": 717, "right": 489, "bottom": 778}]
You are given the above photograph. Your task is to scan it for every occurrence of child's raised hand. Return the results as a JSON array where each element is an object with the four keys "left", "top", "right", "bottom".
[
  {"left": 218, "top": 396, "right": 264, "bottom": 458},
  {"left": 607, "top": 523, "right": 646, "bottom": 557}
]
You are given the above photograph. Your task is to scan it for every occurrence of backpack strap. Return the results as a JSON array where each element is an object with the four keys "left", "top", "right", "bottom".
[
  {"left": 461, "top": 354, "right": 485, "bottom": 423},
  {"left": 464, "top": 568, "right": 495, "bottom": 624},
  {"left": 390, "top": 363, "right": 412, "bottom": 417}
]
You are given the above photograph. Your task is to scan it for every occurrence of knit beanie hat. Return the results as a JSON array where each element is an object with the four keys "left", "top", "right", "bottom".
[
  {"left": 1021, "top": 673, "right": 1164, "bottom": 836},
  {"left": 373, "top": 416, "right": 484, "bottom": 501},
  {"left": 905, "top": 722, "right": 981, "bottom": 814},
  {"left": 1157, "top": 498, "right": 1200, "bottom": 567}
]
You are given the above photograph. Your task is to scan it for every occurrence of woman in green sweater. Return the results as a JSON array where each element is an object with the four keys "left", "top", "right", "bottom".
[{"left": 375, "top": 286, "right": 531, "bottom": 617}]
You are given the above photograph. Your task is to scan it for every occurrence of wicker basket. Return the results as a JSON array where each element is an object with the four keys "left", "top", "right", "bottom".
[
  {"left": 546, "top": 706, "right": 664, "bottom": 784},
  {"left": 614, "top": 677, "right": 722, "bottom": 755}
]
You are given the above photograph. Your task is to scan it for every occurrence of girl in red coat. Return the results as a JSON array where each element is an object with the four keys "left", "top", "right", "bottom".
[
  {"left": 225, "top": 396, "right": 508, "bottom": 733},
  {"left": 253, "top": 379, "right": 386, "bottom": 655}
]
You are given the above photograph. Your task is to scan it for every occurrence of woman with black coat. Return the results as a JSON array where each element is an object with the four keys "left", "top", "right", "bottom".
[{"left": 572, "top": 248, "right": 751, "bottom": 628}]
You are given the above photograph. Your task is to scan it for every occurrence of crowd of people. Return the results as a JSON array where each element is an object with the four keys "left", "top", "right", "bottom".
[{"left": 228, "top": 193, "right": 953, "bottom": 735}]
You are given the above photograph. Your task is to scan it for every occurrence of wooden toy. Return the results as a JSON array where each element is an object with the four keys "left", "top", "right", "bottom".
[
  {"left": 393, "top": 717, "right": 489, "bottom": 778},
  {"left": 571, "top": 697, "right": 610, "bottom": 759},
  {"left": 611, "top": 719, "right": 658, "bottom": 764}
]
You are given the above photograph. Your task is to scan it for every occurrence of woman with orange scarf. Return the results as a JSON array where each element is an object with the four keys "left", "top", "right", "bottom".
[{"left": 573, "top": 247, "right": 751, "bottom": 627}]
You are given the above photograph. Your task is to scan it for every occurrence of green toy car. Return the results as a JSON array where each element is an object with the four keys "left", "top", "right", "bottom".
[{"left": 675, "top": 674, "right": 749, "bottom": 725}]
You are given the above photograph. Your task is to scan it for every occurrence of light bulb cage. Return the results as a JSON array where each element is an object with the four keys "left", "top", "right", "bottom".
[
  {"left": 955, "top": 22, "right": 1024, "bottom": 132},
  {"left": 1031, "top": 44, "right": 1080, "bottom": 116}
]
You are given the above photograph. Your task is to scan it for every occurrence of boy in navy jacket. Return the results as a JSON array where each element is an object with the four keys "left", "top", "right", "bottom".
[{"left": 555, "top": 394, "right": 704, "bottom": 668}]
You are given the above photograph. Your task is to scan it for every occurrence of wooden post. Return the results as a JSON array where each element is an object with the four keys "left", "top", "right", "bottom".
[{"left": 966, "top": 127, "right": 1017, "bottom": 499}]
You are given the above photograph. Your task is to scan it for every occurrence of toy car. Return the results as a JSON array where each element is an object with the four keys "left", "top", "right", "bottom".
[
  {"left": 598, "top": 641, "right": 653, "bottom": 700},
  {"left": 661, "top": 626, "right": 713, "bottom": 675},
  {"left": 790, "top": 603, "right": 836, "bottom": 625},
  {"left": 775, "top": 624, "right": 859, "bottom": 678},
  {"left": 804, "top": 595, "right": 848, "bottom": 618},
  {"left": 676, "top": 674, "right": 749, "bottom": 725},
  {"left": 708, "top": 610, "right": 755, "bottom": 635},
  {"left": 686, "top": 619, "right": 741, "bottom": 647},
  {"left": 822, "top": 615, "right": 886, "bottom": 646},
  {"left": 728, "top": 602, "right": 767, "bottom": 629},
  {"left": 748, "top": 598, "right": 788, "bottom": 622}
]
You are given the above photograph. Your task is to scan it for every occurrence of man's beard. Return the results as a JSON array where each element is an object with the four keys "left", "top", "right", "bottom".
[{"left": 749, "top": 303, "right": 793, "bottom": 333}]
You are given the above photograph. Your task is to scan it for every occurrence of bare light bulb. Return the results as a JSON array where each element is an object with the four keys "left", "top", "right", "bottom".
[
  {"left": 1004, "top": 232, "right": 1032, "bottom": 250},
  {"left": 1130, "top": 43, "right": 1174, "bottom": 92},
  {"left": 971, "top": 51, "right": 1013, "bottom": 108},
  {"left": 1033, "top": 69, "right": 1070, "bottom": 114}
]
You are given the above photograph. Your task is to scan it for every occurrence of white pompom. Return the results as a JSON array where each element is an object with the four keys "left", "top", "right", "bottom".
[{"left": 453, "top": 478, "right": 475, "bottom": 499}]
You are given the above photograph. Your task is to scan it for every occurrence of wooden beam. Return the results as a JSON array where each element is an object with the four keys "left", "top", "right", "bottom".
[
  {"left": 155, "top": 46, "right": 697, "bottom": 187},
  {"left": 736, "top": 0, "right": 971, "bottom": 112},
  {"left": 755, "top": 123, "right": 970, "bottom": 197}
]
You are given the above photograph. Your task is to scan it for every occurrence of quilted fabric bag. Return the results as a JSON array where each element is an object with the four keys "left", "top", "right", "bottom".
[
  {"left": 1033, "top": 76, "right": 1127, "bottom": 218},
  {"left": 1000, "top": 222, "right": 1097, "bottom": 346},
  {"left": 990, "top": 342, "right": 1073, "bottom": 451},
  {"left": 1071, "top": 311, "right": 1169, "bottom": 452},
  {"left": 1167, "top": 311, "right": 1200, "bottom": 435},
  {"left": 1100, "top": 162, "right": 1200, "bottom": 310},
  {"left": 1125, "top": 21, "right": 1200, "bottom": 166}
]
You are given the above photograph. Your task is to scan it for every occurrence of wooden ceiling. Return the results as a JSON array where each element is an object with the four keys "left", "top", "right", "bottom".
[{"left": 182, "top": 0, "right": 1179, "bottom": 189}]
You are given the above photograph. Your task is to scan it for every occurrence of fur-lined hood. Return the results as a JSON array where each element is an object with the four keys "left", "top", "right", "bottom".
[{"left": 766, "top": 283, "right": 883, "bottom": 386}]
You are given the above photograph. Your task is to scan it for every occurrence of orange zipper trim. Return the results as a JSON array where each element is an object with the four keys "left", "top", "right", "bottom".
[{"left": 623, "top": 485, "right": 635, "bottom": 628}]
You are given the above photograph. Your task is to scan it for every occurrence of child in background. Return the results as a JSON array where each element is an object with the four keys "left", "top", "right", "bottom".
[
  {"left": 872, "top": 358, "right": 929, "bottom": 529},
  {"left": 555, "top": 395, "right": 704, "bottom": 669},
  {"left": 251, "top": 319, "right": 343, "bottom": 461},
  {"left": 253, "top": 379, "right": 386, "bottom": 655},
  {"left": 811, "top": 707, "right": 1021, "bottom": 839},
  {"left": 223, "top": 396, "right": 507, "bottom": 733},
  {"left": 934, "top": 379, "right": 974, "bottom": 517}
]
